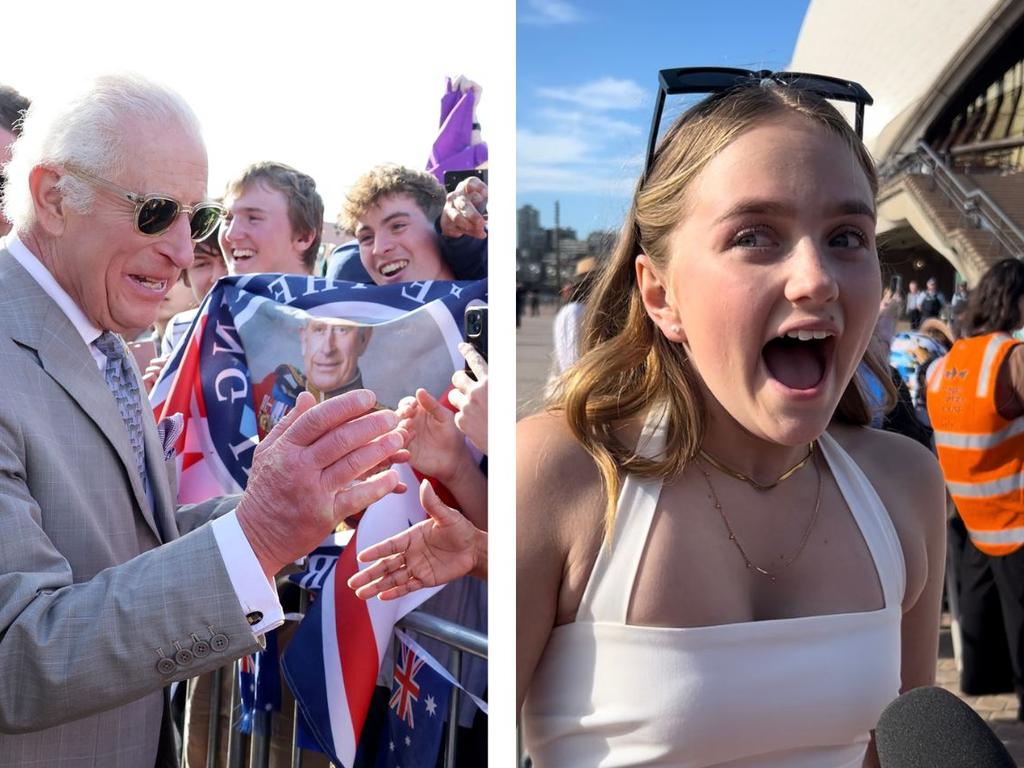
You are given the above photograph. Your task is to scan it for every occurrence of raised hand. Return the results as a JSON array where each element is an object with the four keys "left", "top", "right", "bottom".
[
  {"left": 396, "top": 388, "right": 469, "bottom": 483},
  {"left": 440, "top": 176, "right": 488, "bottom": 240},
  {"left": 347, "top": 479, "right": 485, "bottom": 601},
  {"left": 450, "top": 342, "right": 488, "bottom": 454}
]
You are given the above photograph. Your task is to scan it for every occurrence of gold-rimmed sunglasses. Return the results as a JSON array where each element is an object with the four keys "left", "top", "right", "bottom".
[{"left": 64, "top": 166, "right": 225, "bottom": 242}]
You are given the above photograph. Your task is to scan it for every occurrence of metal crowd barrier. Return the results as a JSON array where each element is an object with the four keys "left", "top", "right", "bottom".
[{"left": 180, "top": 606, "right": 487, "bottom": 768}]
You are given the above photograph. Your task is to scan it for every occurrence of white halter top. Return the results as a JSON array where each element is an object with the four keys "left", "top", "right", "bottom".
[{"left": 522, "top": 413, "right": 906, "bottom": 767}]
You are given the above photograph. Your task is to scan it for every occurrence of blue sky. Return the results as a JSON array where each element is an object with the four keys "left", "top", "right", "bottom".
[{"left": 517, "top": 0, "right": 812, "bottom": 238}]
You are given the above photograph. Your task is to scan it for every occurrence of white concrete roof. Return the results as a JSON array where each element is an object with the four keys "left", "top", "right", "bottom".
[{"left": 789, "top": 0, "right": 1011, "bottom": 158}]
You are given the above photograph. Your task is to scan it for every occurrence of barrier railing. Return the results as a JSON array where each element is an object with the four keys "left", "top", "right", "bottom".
[{"left": 180, "top": 607, "right": 487, "bottom": 768}]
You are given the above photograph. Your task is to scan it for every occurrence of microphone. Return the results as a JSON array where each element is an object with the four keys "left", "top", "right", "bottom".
[{"left": 875, "top": 686, "right": 1015, "bottom": 767}]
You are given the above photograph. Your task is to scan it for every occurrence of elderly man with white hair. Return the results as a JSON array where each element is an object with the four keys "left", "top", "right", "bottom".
[{"left": 0, "top": 73, "right": 407, "bottom": 767}]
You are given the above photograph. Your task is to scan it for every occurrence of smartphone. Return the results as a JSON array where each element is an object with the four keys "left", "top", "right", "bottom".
[
  {"left": 128, "top": 339, "right": 157, "bottom": 371},
  {"left": 444, "top": 169, "right": 488, "bottom": 195},
  {"left": 889, "top": 274, "right": 903, "bottom": 296},
  {"left": 463, "top": 306, "right": 488, "bottom": 380}
]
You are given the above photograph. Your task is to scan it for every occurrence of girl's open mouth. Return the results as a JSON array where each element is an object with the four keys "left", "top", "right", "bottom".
[{"left": 762, "top": 333, "right": 836, "bottom": 391}]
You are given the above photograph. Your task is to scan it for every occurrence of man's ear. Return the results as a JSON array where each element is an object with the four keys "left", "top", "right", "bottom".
[
  {"left": 292, "top": 226, "right": 316, "bottom": 253},
  {"left": 28, "top": 166, "right": 68, "bottom": 237},
  {"left": 635, "top": 252, "right": 685, "bottom": 344}
]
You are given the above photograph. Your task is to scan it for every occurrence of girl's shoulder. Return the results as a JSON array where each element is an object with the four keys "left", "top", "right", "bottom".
[
  {"left": 826, "top": 422, "right": 942, "bottom": 493},
  {"left": 517, "top": 411, "right": 606, "bottom": 520},
  {"left": 827, "top": 422, "right": 946, "bottom": 606}
]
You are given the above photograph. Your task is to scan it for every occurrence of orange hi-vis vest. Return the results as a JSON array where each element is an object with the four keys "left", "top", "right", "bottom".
[{"left": 927, "top": 332, "right": 1024, "bottom": 555}]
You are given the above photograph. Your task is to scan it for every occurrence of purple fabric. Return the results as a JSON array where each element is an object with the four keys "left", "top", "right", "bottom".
[{"left": 426, "top": 78, "right": 488, "bottom": 182}]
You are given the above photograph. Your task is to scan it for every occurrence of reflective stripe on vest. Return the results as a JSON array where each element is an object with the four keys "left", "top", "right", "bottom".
[
  {"left": 977, "top": 333, "right": 1011, "bottom": 398},
  {"left": 968, "top": 526, "right": 1024, "bottom": 546},
  {"left": 946, "top": 472, "right": 1024, "bottom": 499},
  {"left": 928, "top": 355, "right": 948, "bottom": 394},
  {"left": 934, "top": 418, "right": 1024, "bottom": 450}
]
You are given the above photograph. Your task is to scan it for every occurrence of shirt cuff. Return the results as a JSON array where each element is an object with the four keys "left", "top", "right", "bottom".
[{"left": 210, "top": 512, "right": 285, "bottom": 636}]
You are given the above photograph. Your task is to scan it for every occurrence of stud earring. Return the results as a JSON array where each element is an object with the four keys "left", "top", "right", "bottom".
[{"left": 670, "top": 324, "right": 682, "bottom": 337}]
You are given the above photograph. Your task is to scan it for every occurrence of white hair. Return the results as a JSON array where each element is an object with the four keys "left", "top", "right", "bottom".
[{"left": 3, "top": 72, "right": 204, "bottom": 230}]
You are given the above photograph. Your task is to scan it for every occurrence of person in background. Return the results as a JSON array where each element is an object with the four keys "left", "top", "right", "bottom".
[
  {"left": 154, "top": 272, "right": 198, "bottom": 345},
  {"left": 0, "top": 83, "right": 30, "bottom": 237},
  {"left": 221, "top": 161, "right": 322, "bottom": 277},
  {"left": 919, "top": 276, "right": 947, "bottom": 323},
  {"left": 340, "top": 164, "right": 488, "bottom": 285},
  {"left": 141, "top": 230, "right": 228, "bottom": 391},
  {"left": 906, "top": 279, "right": 923, "bottom": 330},
  {"left": 548, "top": 256, "right": 599, "bottom": 393},
  {"left": 951, "top": 280, "right": 969, "bottom": 309},
  {"left": 928, "top": 258, "right": 1024, "bottom": 720},
  {"left": 161, "top": 229, "right": 229, "bottom": 352},
  {"left": 342, "top": 165, "right": 489, "bottom": 766}
]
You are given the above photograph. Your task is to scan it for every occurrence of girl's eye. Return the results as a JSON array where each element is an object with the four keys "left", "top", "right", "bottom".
[
  {"left": 830, "top": 229, "right": 867, "bottom": 249},
  {"left": 732, "top": 227, "right": 775, "bottom": 249}
]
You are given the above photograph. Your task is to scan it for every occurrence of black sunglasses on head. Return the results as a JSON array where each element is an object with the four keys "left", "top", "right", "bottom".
[{"left": 644, "top": 67, "right": 874, "bottom": 177}]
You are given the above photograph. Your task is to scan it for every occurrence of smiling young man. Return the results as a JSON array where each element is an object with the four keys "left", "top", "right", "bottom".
[
  {"left": 220, "top": 161, "right": 323, "bottom": 276},
  {"left": 340, "top": 164, "right": 487, "bottom": 285}
]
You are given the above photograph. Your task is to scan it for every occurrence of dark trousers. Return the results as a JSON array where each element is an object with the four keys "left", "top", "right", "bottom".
[{"left": 956, "top": 525, "right": 1024, "bottom": 712}]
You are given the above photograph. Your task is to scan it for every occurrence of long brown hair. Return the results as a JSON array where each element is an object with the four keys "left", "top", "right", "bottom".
[
  {"left": 962, "top": 258, "right": 1024, "bottom": 337},
  {"left": 548, "top": 85, "right": 895, "bottom": 536}
]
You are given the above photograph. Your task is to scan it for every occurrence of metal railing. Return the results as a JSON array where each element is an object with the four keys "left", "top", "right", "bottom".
[
  {"left": 880, "top": 141, "right": 1024, "bottom": 262},
  {"left": 180, "top": 607, "right": 487, "bottom": 768}
]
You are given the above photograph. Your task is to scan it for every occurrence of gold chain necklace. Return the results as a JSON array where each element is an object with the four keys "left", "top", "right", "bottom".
[
  {"left": 698, "top": 441, "right": 815, "bottom": 491},
  {"left": 696, "top": 452, "right": 823, "bottom": 582}
]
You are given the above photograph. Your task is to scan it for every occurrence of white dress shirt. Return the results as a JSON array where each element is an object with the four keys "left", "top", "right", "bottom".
[{"left": 4, "top": 233, "right": 282, "bottom": 635}]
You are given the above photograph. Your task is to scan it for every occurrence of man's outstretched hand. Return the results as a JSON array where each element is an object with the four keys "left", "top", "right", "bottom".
[
  {"left": 236, "top": 389, "right": 407, "bottom": 579},
  {"left": 347, "top": 479, "right": 487, "bottom": 601}
]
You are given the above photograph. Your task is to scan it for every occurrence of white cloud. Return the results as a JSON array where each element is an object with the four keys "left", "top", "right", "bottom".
[
  {"left": 535, "top": 107, "right": 642, "bottom": 138},
  {"left": 519, "top": 0, "right": 583, "bottom": 25},
  {"left": 537, "top": 77, "right": 646, "bottom": 111},
  {"left": 518, "top": 163, "right": 637, "bottom": 196},
  {"left": 517, "top": 129, "right": 591, "bottom": 165}
]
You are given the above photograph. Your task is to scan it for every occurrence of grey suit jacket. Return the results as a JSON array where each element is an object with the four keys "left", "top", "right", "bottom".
[{"left": 0, "top": 248, "right": 261, "bottom": 766}]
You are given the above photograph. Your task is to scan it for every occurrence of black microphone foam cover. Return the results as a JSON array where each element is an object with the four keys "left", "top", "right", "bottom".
[{"left": 875, "top": 686, "right": 1015, "bottom": 767}]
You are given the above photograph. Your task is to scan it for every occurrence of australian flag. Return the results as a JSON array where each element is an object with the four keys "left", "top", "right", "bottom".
[{"left": 377, "top": 635, "right": 452, "bottom": 768}]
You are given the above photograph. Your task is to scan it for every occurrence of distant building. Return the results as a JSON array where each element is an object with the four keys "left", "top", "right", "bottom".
[{"left": 517, "top": 204, "right": 546, "bottom": 254}]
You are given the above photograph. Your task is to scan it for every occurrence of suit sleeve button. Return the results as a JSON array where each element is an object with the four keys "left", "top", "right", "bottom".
[
  {"left": 175, "top": 648, "right": 194, "bottom": 666},
  {"left": 192, "top": 639, "right": 210, "bottom": 658},
  {"left": 210, "top": 633, "right": 229, "bottom": 652},
  {"left": 157, "top": 658, "right": 176, "bottom": 675}
]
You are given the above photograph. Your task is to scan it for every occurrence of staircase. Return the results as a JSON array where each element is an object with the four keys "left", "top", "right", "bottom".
[{"left": 878, "top": 142, "right": 1024, "bottom": 284}]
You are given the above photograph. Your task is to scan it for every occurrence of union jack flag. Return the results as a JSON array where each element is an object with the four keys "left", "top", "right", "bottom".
[{"left": 389, "top": 645, "right": 425, "bottom": 730}]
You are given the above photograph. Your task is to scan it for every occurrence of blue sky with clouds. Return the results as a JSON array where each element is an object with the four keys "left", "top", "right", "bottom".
[{"left": 517, "top": 0, "right": 812, "bottom": 237}]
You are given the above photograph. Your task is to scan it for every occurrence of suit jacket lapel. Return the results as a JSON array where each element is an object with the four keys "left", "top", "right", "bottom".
[{"left": 1, "top": 249, "right": 164, "bottom": 542}]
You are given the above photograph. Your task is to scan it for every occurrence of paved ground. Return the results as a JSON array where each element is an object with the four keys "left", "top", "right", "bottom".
[{"left": 517, "top": 303, "right": 1024, "bottom": 763}]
